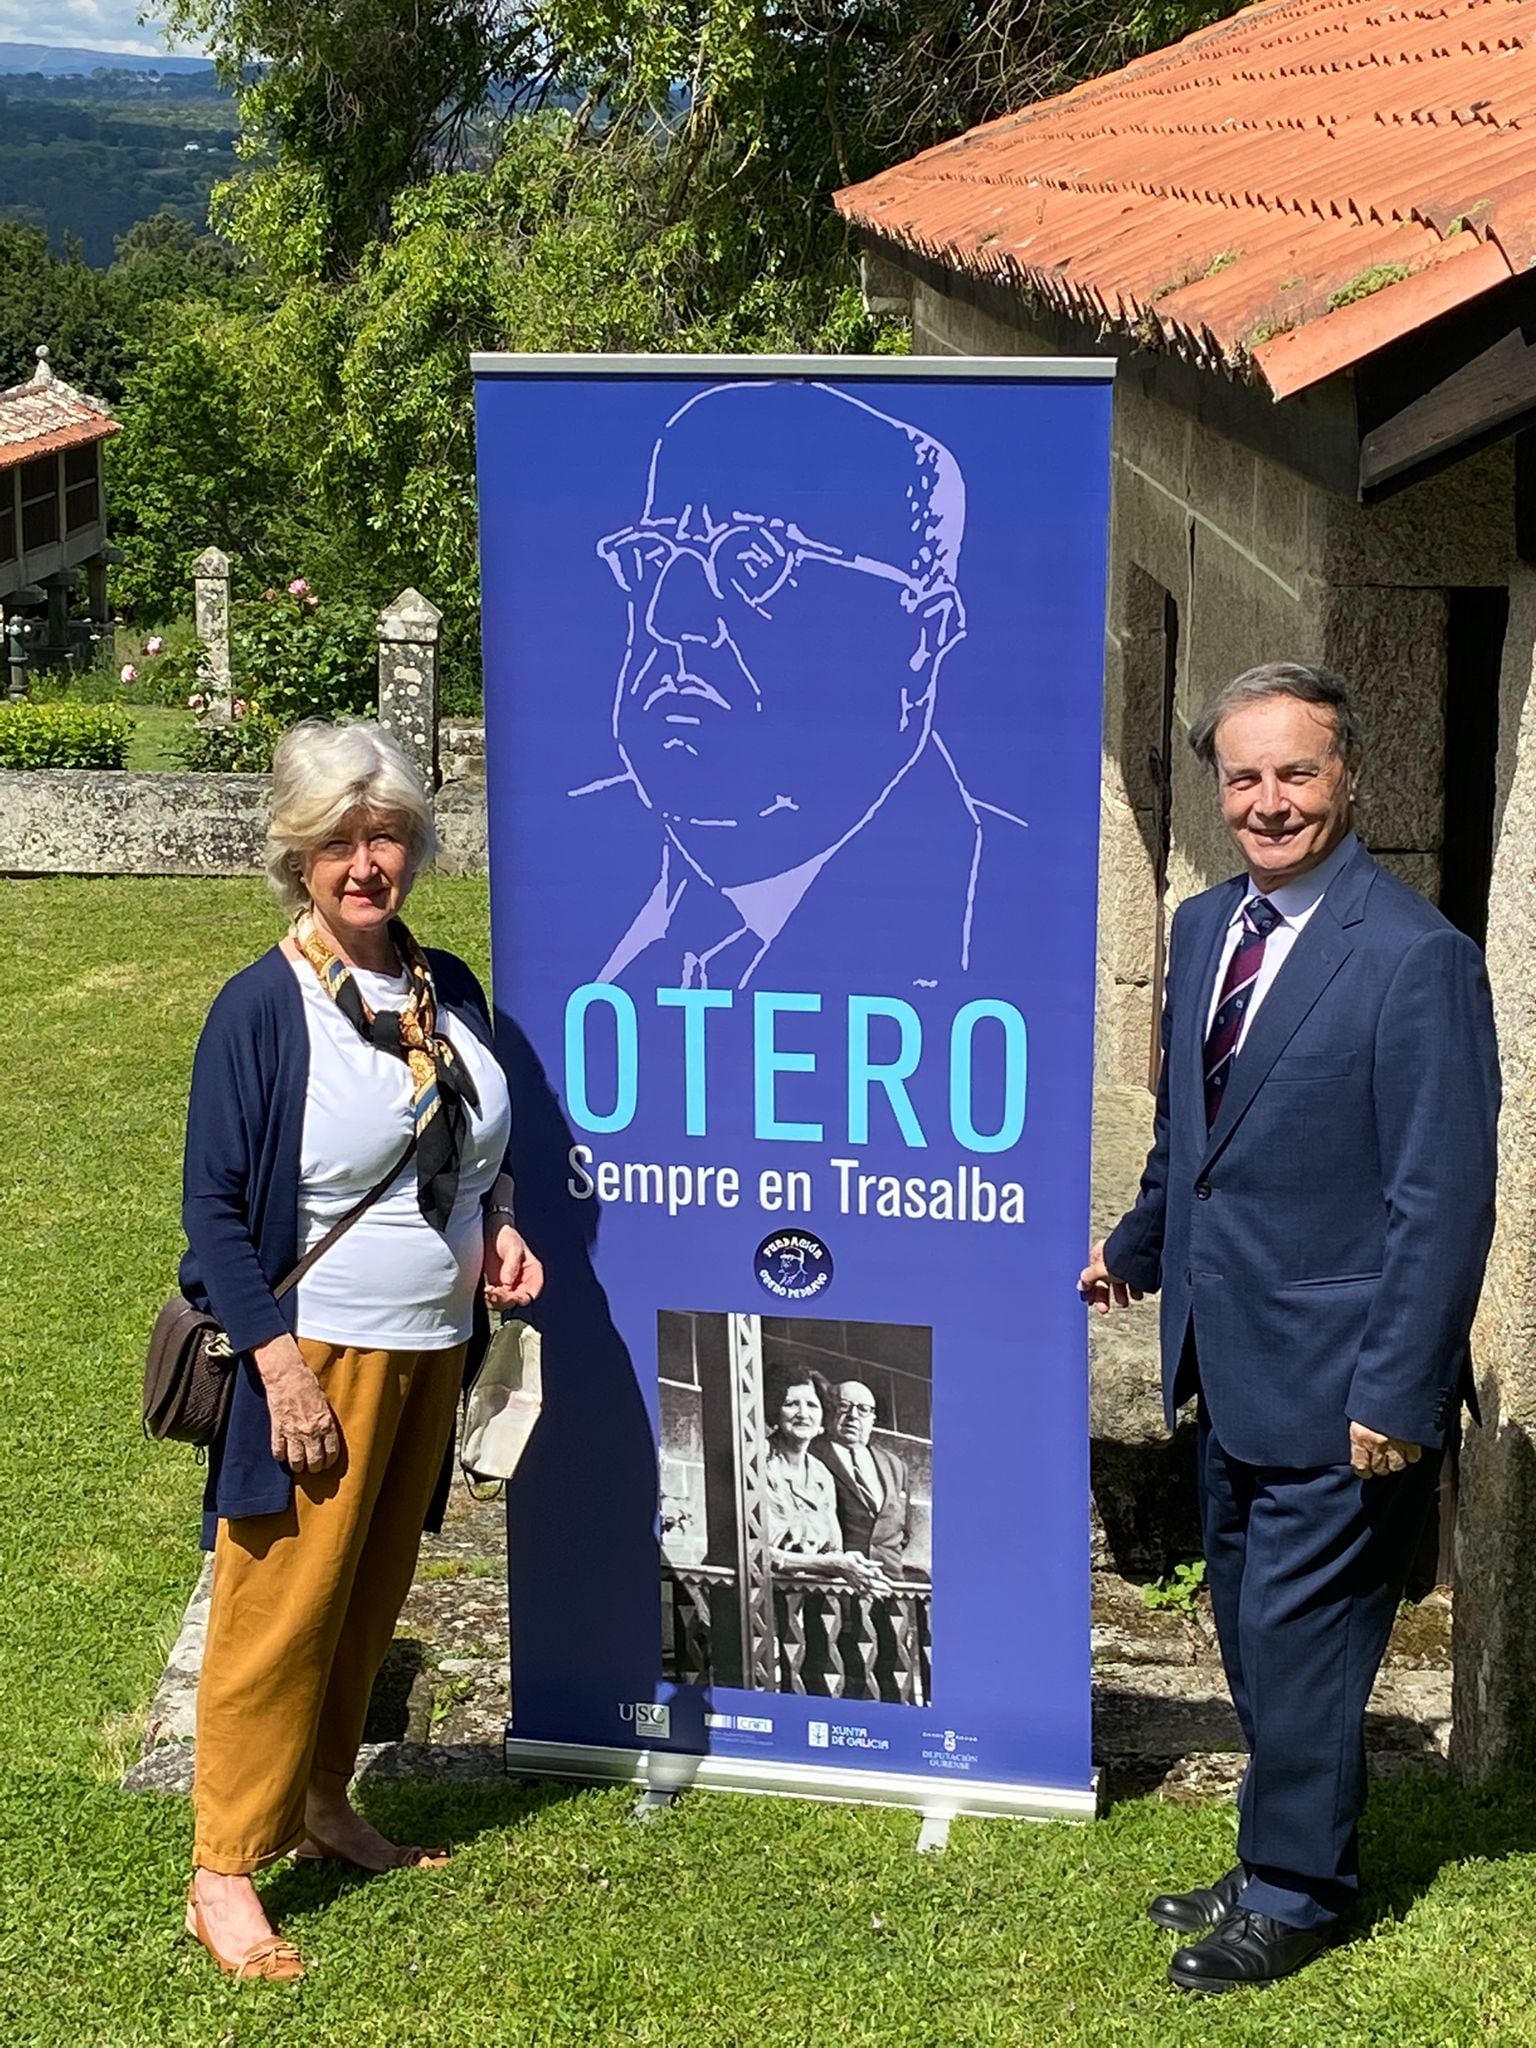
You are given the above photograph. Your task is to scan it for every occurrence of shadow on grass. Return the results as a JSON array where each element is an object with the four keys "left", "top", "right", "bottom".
[
  {"left": 361, "top": 1636, "right": 428, "bottom": 1742},
  {"left": 257, "top": 1776, "right": 602, "bottom": 1921},
  {"left": 1354, "top": 1770, "right": 1536, "bottom": 1934}
]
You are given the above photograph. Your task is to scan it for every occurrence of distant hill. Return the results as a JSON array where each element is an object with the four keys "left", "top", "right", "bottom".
[
  {"left": 0, "top": 43, "right": 212, "bottom": 77},
  {"left": 0, "top": 65, "right": 233, "bottom": 263}
]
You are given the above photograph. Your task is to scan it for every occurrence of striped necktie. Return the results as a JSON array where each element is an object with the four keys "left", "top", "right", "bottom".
[{"left": 1203, "top": 895, "right": 1283, "bottom": 1126}]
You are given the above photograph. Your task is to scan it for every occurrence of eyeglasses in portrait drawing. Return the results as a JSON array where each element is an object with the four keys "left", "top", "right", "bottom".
[{"left": 576, "top": 380, "right": 1029, "bottom": 992}]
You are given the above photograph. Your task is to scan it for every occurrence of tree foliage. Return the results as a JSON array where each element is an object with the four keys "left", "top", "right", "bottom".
[
  {"left": 164, "top": 0, "right": 544, "bottom": 279},
  {"left": 0, "top": 224, "right": 137, "bottom": 395},
  {"left": 0, "top": 73, "right": 238, "bottom": 266},
  {"left": 113, "top": 0, "right": 1234, "bottom": 706},
  {"left": 164, "top": 0, "right": 1235, "bottom": 298},
  {"left": 0, "top": 214, "right": 251, "bottom": 398},
  {"left": 106, "top": 318, "right": 297, "bottom": 616}
]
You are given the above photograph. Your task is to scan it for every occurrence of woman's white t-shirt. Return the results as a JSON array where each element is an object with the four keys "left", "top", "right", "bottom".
[{"left": 289, "top": 956, "right": 512, "bottom": 1349}]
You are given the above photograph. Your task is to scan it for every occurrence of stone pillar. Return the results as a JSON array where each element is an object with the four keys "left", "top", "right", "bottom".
[
  {"left": 5, "top": 612, "right": 29, "bottom": 699},
  {"left": 192, "top": 546, "right": 232, "bottom": 721},
  {"left": 39, "top": 569, "right": 76, "bottom": 658},
  {"left": 376, "top": 588, "right": 441, "bottom": 792},
  {"left": 85, "top": 552, "right": 110, "bottom": 624},
  {"left": 1453, "top": 563, "right": 1536, "bottom": 1776},
  {"left": 3, "top": 579, "right": 43, "bottom": 699},
  {"left": 859, "top": 245, "right": 915, "bottom": 320}
]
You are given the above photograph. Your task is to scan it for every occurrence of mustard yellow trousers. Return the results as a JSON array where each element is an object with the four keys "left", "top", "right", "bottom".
[{"left": 193, "top": 1338, "right": 465, "bottom": 1874}]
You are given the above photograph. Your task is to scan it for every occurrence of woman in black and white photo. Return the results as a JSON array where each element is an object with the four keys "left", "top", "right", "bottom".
[{"left": 763, "top": 1370, "right": 886, "bottom": 1592}]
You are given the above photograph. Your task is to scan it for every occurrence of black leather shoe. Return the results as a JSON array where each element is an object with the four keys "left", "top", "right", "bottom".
[
  {"left": 1146, "top": 1865, "right": 1244, "bottom": 1933},
  {"left": 1168, "top": 1908, "right": 1330, "bottom": 1993}
]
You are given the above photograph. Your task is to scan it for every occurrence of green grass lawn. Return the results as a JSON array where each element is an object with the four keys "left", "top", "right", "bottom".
[
  {"left": 5, "top": 876, "right": 1536, "bottom": 2046},
  {"left": 125, "top": 707, "right": 194, "bottom": 771}
]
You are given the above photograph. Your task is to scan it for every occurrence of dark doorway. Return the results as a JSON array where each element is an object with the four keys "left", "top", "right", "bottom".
[
  {"left": 1440, "top": 586, "right": 1508, "bottom": 948},
  {"left": 1147, "top": 586, "right": 1180, "bottom": 1089},
  {"left": 1414, "top": 584, "right": 1508, "bottom": 1593}
]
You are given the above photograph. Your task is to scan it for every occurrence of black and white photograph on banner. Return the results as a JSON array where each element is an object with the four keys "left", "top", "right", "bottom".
[{"left": 658, "top": 1311, "right": 933, "bottom": 1704}]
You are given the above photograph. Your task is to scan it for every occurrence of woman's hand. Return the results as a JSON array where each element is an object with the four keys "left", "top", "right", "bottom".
[
  {"left": 251, "top": 1333, "right": 341, "bottom": 1475},
  {"left": 483, "top": 1219, "right": 544, "bottom": 1311}
]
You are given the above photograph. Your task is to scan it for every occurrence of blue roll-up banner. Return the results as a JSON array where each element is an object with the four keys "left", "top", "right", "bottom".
[{"left": 473, "top": 355, "right": 1113, "bottom": 1821}]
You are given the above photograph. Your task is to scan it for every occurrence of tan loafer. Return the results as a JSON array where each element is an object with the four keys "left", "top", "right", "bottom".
[
  {"left": 184, "top": 1880, "right": 305, "bottom": 1982},
  {"left": 295, "top": 1832, "right": 450, "bottom": 1872}
]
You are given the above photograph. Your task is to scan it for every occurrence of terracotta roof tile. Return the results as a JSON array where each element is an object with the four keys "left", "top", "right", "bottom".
[
  {"left": 836, "top": 0, "right": 1536, "bottom": 393},
  {"left": 0, "top": 357, "right": 118, "bottom": 472}
]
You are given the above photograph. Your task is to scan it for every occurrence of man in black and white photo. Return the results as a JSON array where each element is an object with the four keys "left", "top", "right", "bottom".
[{"left": 813, "top": 1380, "right": 912, "bottom": 1576}]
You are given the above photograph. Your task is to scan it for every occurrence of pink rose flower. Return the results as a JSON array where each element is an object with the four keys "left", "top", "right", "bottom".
[
  {"left": 119, "top": 663, "right": 137, "bottom": 685},
  {"left": 186, "top": 692, "right": 206, "bottom": 712},
  {"left": 232, "top": 699, "right": 248, "bottom": 718},
  {"left": 145, "top": 634, "right": 165, "bottom": 656},
  {"left": 287, "top": 578, "right": 310, "bottom": 597}
]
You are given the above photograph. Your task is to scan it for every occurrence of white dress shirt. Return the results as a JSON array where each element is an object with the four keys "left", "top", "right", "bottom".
[
  {"left": 830, "top": 1440, "right": 886, "bottom": 1509},
  {"left": 1205, "top": 832, "right": 1358, "bottom": 1049}
]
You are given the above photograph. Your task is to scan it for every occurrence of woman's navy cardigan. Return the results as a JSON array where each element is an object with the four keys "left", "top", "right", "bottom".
[{"left": 180, "top": 943, "right": 502, "bottom": 1547}]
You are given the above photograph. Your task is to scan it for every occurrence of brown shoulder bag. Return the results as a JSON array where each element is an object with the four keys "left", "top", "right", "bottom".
[{"left": 142, "top": 1138, "right": 418, "bottom": 1446}]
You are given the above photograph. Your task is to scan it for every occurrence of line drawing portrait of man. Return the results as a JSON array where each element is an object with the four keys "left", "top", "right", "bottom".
[
  {"left": 571, "top": 380, "right": 1030, "bottom": 992},
  {"left": 811, "top": 1380, "right": 912, "bottom": 1575},
  {"left": 772, "top": 1246, "right": 807, "bottom": 1290}
]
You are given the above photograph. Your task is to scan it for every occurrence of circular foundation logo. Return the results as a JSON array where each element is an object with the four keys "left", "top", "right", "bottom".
[{"left": 755, "top": 1230, "right": 834, "bottom": 1301}]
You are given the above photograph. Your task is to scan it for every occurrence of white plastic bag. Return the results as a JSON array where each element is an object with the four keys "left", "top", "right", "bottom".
[{"left": 461, "top": 1317, "right": 542, "bottom": 1488}]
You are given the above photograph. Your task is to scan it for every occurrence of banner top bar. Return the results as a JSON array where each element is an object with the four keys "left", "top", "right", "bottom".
[{"left": 470, "top": 351, "right": 1116, "bottom": 382}]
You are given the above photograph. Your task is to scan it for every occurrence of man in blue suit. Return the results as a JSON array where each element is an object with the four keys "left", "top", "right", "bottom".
[{"left": 1081, "top": 662, "right": 1499, "bottom": 1993}]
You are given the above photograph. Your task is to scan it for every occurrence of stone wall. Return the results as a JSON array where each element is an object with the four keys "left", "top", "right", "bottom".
[
  {"left": 909, "top": 269, "right": 1517, "bottom": 1568},
  {"left": 0, "top": 764, "right": 488, "bottom": 877},
  {"left": 910, "top": 274, "right": 1513, "bottom": 1065},
  {"left": 1454, "top": 563, "right": 1536, "bottom": 1777}
]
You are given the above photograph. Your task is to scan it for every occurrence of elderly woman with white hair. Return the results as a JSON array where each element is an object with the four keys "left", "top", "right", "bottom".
[{"left": 178, "top": 718, "right": 542, "bottom": 1981}]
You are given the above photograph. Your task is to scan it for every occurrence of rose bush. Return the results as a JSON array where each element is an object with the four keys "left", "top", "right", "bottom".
[
  {"left": 172, "top": 704, "right": 284, "bottom": 772},
  {"left": 163, "top": 576, "right": 376, "bottom": 772}
]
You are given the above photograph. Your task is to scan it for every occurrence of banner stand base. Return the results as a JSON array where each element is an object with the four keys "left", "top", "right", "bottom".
[
  {"left": 504, "top": 1731, "right": 1099, "bottom": 1826},
  {"left": 629, "top": 1787, "right": 679, "bottom": 1825}
]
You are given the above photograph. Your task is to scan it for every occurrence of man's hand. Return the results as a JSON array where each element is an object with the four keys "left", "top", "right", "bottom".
[
  {"left": 1349, "top": 1421, "right": 1423, "bottom": 1479},
  {"left": 1079, "top": 1239, "right": 1144, "bottom": 1314},
  {"left": 841, "top": 1551, "right": 891, "bottom": 1594}
]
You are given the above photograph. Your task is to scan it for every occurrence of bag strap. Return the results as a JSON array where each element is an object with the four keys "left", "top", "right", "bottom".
[{"left": 271, "top": 1136, "right": 419, "bottom": 1303}]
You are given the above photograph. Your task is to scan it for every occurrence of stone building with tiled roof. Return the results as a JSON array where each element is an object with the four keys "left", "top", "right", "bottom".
[
  {"left": 838, "top": 0, "right": 1536, "bottom": 1779},
  {"left": 1, "top": 346, "right": 121, "bottom": 671}
]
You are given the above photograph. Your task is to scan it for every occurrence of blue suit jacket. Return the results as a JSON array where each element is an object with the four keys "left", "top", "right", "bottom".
[{"left": 1104, "top": 841, "right": 1500, "bottom": 1468}]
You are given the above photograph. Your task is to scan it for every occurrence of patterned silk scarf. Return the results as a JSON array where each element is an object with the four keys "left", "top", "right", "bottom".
[{"left": 296, "top": 914, "right": 480, "bottom": 1233}]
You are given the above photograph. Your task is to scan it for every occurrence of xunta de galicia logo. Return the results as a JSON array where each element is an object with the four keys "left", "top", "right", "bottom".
[{"left": 755, "top": 1230, "right": 834, "bottom": 1301}]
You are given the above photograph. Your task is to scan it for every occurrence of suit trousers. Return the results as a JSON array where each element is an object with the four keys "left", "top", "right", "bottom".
[
  {"left": 1196, "top": 1398, "right": 1440, "bottom": 1929},
  {"left": 193, "top": 1338, "right": 465, "bottom": 1875}
]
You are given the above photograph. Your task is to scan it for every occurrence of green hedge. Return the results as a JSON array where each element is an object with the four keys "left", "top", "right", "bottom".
[{"left": 0, "top": 701, "right": 131, "bottom": 770}]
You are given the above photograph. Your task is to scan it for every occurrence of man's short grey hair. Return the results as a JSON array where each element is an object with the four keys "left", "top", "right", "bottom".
[
  {"left": 1189, "top": 663, "right": 1360, "bottom": 771},
  {"left": 265, "top": 719, "right": 437, "bottom": 916}
]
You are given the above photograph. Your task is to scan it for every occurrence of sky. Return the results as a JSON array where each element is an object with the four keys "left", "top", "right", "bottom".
[{"left": 0, "top": 1, "right": 202, "bottom": 56}]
